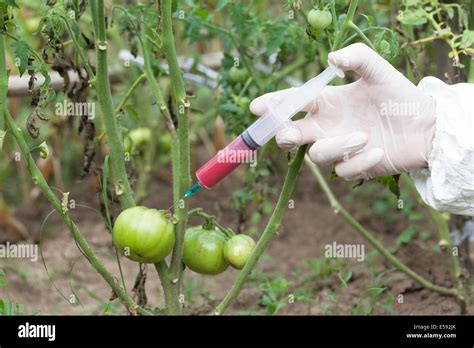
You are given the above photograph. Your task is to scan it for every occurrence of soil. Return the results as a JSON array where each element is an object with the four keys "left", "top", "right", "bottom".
[{"left": 0, "top": 147, "right": 472, "bottom": 316}]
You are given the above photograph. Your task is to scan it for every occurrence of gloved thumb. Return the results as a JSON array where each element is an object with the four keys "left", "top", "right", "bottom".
[{"left": 275, "top": 115, "right": 324, "bottom": 149}]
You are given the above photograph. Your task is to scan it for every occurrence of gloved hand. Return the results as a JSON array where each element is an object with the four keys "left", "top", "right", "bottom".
[{"left": 250, "top": 43, "right": 437, "bottom": 180}]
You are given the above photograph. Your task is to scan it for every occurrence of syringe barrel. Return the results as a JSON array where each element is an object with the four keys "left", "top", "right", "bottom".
[
  {"left": 195, "top": 134, "right": 257, "bottom": 189},
  {"left": 246, "top": 107, "right": 290, "bottom": 146},
  {"left": 247, "top": 66, "right": 342, "bottom": 147}
]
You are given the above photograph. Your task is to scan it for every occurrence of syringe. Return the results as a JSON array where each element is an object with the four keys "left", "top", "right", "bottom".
[{"left": 185, "top": 64, "right": 344, "bottom": 198}]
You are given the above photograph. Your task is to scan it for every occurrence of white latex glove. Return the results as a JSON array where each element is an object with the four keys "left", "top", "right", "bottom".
[{"left": 250, "top": 43, "right": 437, "bottom": 180}]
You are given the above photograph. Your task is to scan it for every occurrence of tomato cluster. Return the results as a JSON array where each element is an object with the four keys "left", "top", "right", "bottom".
[
  {"left": 183, "top": 227, "right": 256, "bottom": 275},
  {"left": 113, "top": 208, "right": 256, "bottom": 274},
  {"left": 123, "top": 127, "right": 172, "bottom": 158}
]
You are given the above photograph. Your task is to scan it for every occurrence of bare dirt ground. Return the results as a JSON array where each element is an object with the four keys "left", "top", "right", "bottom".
[{"left": 0, "top": 149, "right": 472, "bottom": 316}]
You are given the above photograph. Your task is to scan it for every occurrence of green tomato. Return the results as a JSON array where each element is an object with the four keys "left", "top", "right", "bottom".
[
  {"left": 223, "top": 234, "right": 256, "bottom": 269},
  {"left": 183, "top": 226, "right": 229, "bottom": 275},
  {"left": 307, "top": 9, "right": 332, "bottom": 30},
  {"left": 234, "top": 96, "right": 250, "bottom": 110},
  {"left": 128, "top": 127, "right": 152, "bottom": 151},
  {"left": 229, "top": 66, "right": 249, "bottom": 84},
  {"left": 158, "top": 132, "right": 172, "bottom": 154},
  {"left": 193, "top": 86, "right": 214, "bottom": 110},
  {"left": 113, "top": 206, "right": 175, "bottom": 264},
  {"left": 25, "top": 18, "right": 41, "bottom": 34}
]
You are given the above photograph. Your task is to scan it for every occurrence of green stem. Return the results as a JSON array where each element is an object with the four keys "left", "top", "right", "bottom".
[
  {"left": 306, "top": 159, "right": 459, "bottom": 298},
  {"left": 332, "top": 0, "right": 359, "bottom": 50},
  {"left": 330, "top": 0, "right": 339, "bottom": 33},
  {"left": 270, "top": 55, "right": 309, "bottom": 85},
  {"left": 230, "top": 35, "right": 262, "bottom": 92},
  {"left": 188, "top": 208, "right": 235, "bottom": 238},
  {"left": 141, "top": 33, "right": 174, "bottom": 131},
  {"left": 102, "top": 155, "right": 128, "bottom": 294},
  {"left": 154, "top": 261, "right": 177, "bottom": 313},
  {"left": 468, "top": 58, "right": 474, "bottom": 83},
  {"left": 115, "top": 73, "right": 146, "bottom": 114},
  {"left": 60, "top": 15, "right": 95, "bottom": 80},
  {"left": 348, "top": 21, "right": 375, "bottom": 49},
  {"left": 112, "top": 5, "right": 174, "bottom": 130},
  {"left": 0, "top": 3, "right": 6, "bottom": 130},
  {"left": 90, "top": 1, "right": 99, "bottom": 36},
  {"left": 196, "top": 21, "right": 262, "bottom": 92},
  {"left": 342, "top": 26, "right": 392, "bottom": 47},
  {"left": 160, "top": 0, "right": 191, "bottom": 315},
  {"left": 401, "top": 174, "right": 467, "bottom": 313},
  {"left": 91, "top": 0, "right": 134, "bottom": 209},
  {"left": 215, "top": 145, "right": 308, "bottom": 315}
]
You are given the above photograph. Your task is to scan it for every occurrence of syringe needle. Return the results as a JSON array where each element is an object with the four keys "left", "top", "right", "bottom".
[
  {"left": 185, "top": 182, "right": 202, "bottom": 198},
  {"left": 164, "top": 183, "right": 201, "bottom": 213},
  {"left": 164, "top": 194, "right": 186, "bottom": 213}
]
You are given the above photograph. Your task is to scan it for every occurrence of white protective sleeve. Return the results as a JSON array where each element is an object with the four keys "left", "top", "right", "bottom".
[{"left": 410, "top": 77, "right": 474, "bottom": 216}]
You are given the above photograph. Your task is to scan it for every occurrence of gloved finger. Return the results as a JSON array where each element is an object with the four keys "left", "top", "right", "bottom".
[
  {"left": 250, "top": 87, "right": 320, "bottom": 116},
  {"left": 275, "top": 115, "right": 323, "bottom": 149},
  {"left": 335, "top": 147, "right": 384, "bottom": 181},
  {"left": 307, "top": 132, "right": 368, "bottom": 166},
  {"left": 328, "top": 43, "right": 395, "bottom": 84}
]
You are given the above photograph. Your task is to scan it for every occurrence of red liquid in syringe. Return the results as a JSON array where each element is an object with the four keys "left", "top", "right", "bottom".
[{"left": 195, "top": 135, "right": 256, "bottom": 189}]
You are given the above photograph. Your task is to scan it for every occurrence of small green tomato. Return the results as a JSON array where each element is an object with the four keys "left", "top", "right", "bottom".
[
  {"left": 229, "top": 66, "right": 249, "bottom": 84},
  {"left": 307, "top": 9, "right": 332, "bottom": 30},
  {"left": 127, "top": 127, "right": 152, "bottom": 152},
  {"left": 223, "top": 234, "right": 256, "bottom": 270}
]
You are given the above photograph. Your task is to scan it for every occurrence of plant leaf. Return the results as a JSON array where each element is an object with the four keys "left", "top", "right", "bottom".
[
  {"left": 396, "top": 225, "right": 418, "bottom": 246},
  {"left": 11, "top": 41, "right": 31, "bottom": 76},
  {"left": 377, "top": 175, "right": 400, "bottom": 198},
  {"left": 5, "top": 0, "right": 18, "bottom": 8},
  {"left": 460, "top": 30, "right": 474, "bottom": 49}
]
